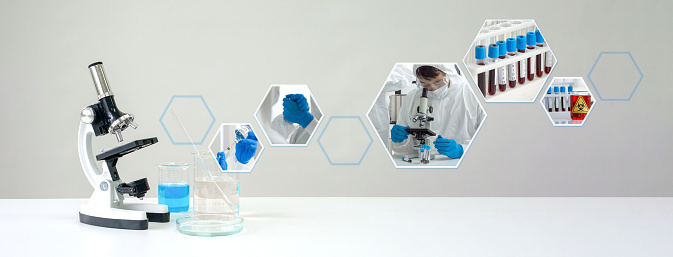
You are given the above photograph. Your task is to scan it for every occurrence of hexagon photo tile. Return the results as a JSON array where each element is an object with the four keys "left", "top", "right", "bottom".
[{"left": 367, "top": 63, "right": 487, "bottom": 168}]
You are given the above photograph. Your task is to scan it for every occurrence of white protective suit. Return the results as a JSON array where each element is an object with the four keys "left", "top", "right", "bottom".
[
  {"left": 392, "top": 64, "right": 485, "bottom": 156},
  {"left": 266, "top": 114, "right": 315, "bottom": 144},
  {"left": 222, "top": 149, "right": 255, "bottom": 171},
  {"left": 369, "top": 64, "right": 414, "bottom": 144}
]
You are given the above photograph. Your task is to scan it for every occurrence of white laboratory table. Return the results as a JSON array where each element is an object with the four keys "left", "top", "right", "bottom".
[
  {"left": 2, "top": 197, "right": 673, "bottom": 257},
  {"left": 392, "top": 154, "right": 460, "bottom": 168}
]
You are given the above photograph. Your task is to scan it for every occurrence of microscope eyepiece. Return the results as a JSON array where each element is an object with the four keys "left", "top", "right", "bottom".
[{"left": 88, "top": 62, "right": 113, "bottom": 99}]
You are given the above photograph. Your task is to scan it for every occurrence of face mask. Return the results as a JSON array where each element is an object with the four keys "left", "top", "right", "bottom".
[{"left": 427, "top": 83, "right": 448, "bottom": 99}]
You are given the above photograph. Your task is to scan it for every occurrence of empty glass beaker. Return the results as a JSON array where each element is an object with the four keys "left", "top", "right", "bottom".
[{"left": 157, "top": 162, "right": 192, "bottom": 213}]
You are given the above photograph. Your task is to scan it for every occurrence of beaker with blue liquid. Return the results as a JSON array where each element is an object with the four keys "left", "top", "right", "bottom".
[{"left": 157, "top": 162, "right": 192, "bottom": 213}]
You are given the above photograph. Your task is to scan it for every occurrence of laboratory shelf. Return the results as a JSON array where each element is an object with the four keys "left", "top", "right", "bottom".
[{"left": 2, "top": 197, "right": 673, "bottom": 256}]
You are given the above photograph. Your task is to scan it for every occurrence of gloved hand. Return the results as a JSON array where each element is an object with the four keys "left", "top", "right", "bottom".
[
  {"left": 283, "top": 94, "right": 314, "bottom": 128},
  {"left": 390, "top": 124, "right": 410, "bottom": 143},
  {"left": 216, "top": 151, "right": 227, "bottom": 171},
  {"left": 235, "top": 137, "right": 258, "bottom": 164},
  {"left": 433, "top": 135, "right": 463, "bottom": 159},
  {"left": 246, "top": 130, "right": 257, "bottom": 141}
]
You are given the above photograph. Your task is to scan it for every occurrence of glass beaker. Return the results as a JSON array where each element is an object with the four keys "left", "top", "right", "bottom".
[
  {"left": 176, "top": 151, "right": 243, "bottom": 237},
  {"left": 193, "top": 151, "right": 240, "bottom": 217},
  {"left": 157, "top": 162, "right": 192, "bottom": 213}
]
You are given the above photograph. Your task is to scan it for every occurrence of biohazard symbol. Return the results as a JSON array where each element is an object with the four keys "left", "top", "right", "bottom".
[{"left": 572, "top": 97, "right": 589, "bottom": 114}]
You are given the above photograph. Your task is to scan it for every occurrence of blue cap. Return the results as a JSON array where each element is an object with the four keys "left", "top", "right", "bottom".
[
  {"left": 535, "top": 30, "right": 544, "bottom": 44},
  {"left": 568, "top": 86, "right": 573, "bottom": 92},
  {"left": 488, "top": 44, "right": 499, "bottom": 59},
  {"left": 527, "top": 32, "right": 536, "bottom": 46},
  {"left": 497, "top": 41, "right": 507, "bottom": 56},
  {"left": 554, "top": 86, "right": 559, "bottom": 93},
  {"left": 560, "top": 86, "right": 566, "bottom": 93},
  {"left": 547, "top": 87, "right": 551, "bottom": 94},
  {"left": 475, "top": 45, "right": 486, "bottom": 60},
  {"left": 506, "top": 38, "right": 516, "bottom": 53},
  {"left": 516, "top": 35, "right": 526, "bottom": 50}
]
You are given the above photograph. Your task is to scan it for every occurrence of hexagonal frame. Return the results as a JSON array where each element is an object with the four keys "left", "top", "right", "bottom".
[
  {"left": 539, "top": 77, "right": 597, "bottom": 127},
  {"left": 207, "top": 123, "right": 265, "bottom": 173},
  {"left": 159, "top": 95, "right": 215, "bottom": 145},
  {"left": 254, "top": 85, "right": 325, "bottom": 147},
  {"left": 317, "top": 116, "right": 372, "bottom": 166},
  {"left": 366, "top": 63, "right": 488, "bottom": 169},
  {"left": 587, "top": 51, "right": 643, "bottom": 101},
  {"left": 462, "top": 19, "right": 557, "bottom": 103}
]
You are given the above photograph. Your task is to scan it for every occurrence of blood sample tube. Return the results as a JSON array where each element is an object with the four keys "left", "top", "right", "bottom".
[
  {"left": 487, "top": 44, "right": 499, "bottom": 95},
  {"left": 535, "top": 30, "right": 544, "bottom": 77},
  {"left": 567, "top": 85, "right": 573, "bottom": 111},
  {"left": 516, "top": 35, "right": 527, "bottom": 85},
  {"left": 506, "top": 38, "right": 517, "bottom": 88},
  {"left": 526, "top": 32, "right": 536, "bottom": 81},
  {"left": 553, "top": 86, "right": 560, "bottom": 112},
  {"left": 546, "top": 87, "right": 553, "bottom": 112},
  {"left": 497, "top": 40, "right": 507, "bottom": 92},
  {"left": 475, "top": 45, "right": 486, "bottom": 97},
  {"left": 541, "top": 32, "right": 552, "bottom": 74},
  {"left": 560, "top": 86, "right": 566, "bottom": 112}
]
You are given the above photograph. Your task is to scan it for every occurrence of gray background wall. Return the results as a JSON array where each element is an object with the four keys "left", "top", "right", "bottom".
[{"left": 1, "top": 0, "right": 671, "bottom": 198}]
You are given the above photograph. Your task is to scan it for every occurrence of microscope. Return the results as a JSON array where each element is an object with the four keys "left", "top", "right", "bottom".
[
  {"left": 78, "top": 62, "right": 169, "bottom": 230},
  {"left": 403, "top": 88, "right": 436, "bottom": 164}
]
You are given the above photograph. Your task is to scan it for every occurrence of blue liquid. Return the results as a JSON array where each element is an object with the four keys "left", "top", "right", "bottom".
[{"left": 158, "top": 183, "right": 189, "bottom": 213}]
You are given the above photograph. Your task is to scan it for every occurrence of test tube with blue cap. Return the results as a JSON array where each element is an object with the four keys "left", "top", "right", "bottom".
[
  {"left": 546, "top": 87, "right": 553, "bottom": 112},
  {"left": 488, "top": 43, "right": 499, "bottom": 95},
  {"left": 506, "top": 38, "right": 517, "bottom": 88},
  {"left": 553, "top": 86, "right": 560, "bottom": 112},
  {"left": 497, "top": 40, "right": 507, "bottom": 92},
  {"left": 516, "top": 35, "right": 527, "bottom": 85},
  {"left": 475, "top": 45, "right": 487, "bottom": 97},
  {"left": 526, "top": 32, "right": 537, "bottom": 81},
  {"left": 566, "top": 85, "right": 573, "bottom": 111},
  {"left": 535, "top": 30, "right": 545, "bottom": 77},
  {"left": 560, "top": 86, "right": 567, "bottom": 111}
]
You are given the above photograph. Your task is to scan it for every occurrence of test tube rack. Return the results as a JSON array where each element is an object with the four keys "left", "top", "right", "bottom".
[{"left": 464, "top": 20, "right": 554, "bottom": 101}]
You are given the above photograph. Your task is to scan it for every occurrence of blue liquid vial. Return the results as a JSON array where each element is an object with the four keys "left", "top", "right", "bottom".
[{"left": 158, "top": 183, "right": 190, "bottom": 212}]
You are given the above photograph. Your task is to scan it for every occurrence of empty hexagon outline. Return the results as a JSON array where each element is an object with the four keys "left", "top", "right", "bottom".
[
  {"left": 254, "top": 85, "right": 325, "bottom": 147},
  {"left": 206, "top": 123, "right": 265, "bottom": 173},
  {"left": 159, "top": 95, "right": 215, "bottom": 145},
  {"left": 539, "top": 77, "right": 597, "bottom": 127},
  {"left": 366, "top": 63, "right": 488, "bottom": 169},
  {"left": 461, "top": 19, "right": 557, "bottom": 103},
  {"left": 317, "top": 116, "right": 372, "bottom": 166},
  {"left": 587, "top": 51, "right": 643, "bottom": 101}
]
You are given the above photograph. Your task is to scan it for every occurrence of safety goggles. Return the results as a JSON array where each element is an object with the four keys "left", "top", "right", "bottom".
[{"left": 417, "top": 75, "right": 448, "bottom": 90}]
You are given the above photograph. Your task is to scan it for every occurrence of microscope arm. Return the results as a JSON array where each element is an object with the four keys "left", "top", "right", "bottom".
[{"left": 78, "top": 121, "right": 109, "bottom": 189}]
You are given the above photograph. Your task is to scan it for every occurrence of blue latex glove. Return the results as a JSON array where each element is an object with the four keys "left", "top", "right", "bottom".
[
  {"left": 390, "top": 125, "right": 410, "bottom": 143},
  {"left": 433, "top": 135, "right": 463, "bottom": 159},
  {"left": 235, "top": 138, "right": 257, "bottom": 164},
  {"left": 246, "top": 130, "right": 257, "bottom": 141},
  {"left": 216, "top": 151, "right": 227, "bottom": 170},
  {"left": 283, "top": 94, "right": 314, "bottom": 128}
]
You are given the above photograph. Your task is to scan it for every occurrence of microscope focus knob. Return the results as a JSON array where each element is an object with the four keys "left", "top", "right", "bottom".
[{"left": 81, "top": 107, "right": 95, "bottom": 124}]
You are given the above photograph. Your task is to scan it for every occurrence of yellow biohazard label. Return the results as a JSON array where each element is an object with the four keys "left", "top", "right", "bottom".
[{"left": 572, "top": 96, "right": 589, "bottom": 114}]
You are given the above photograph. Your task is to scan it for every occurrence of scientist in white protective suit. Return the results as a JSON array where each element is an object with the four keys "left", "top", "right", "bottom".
[
  {"left": 265, "top": 93, "right": 319, "bottom": 144},
  {"left": 390, "top": 64, "right": 484, "bottom": 159}
]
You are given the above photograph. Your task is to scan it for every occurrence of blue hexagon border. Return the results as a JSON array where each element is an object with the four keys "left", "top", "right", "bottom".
[
  {"left": 587, "top": 51, "right": 643, "bottom": 102},
  {"left": 317, "top": 116, "right": 373, "bottom": 166},
  {"left": 159, "top": 95, "right": 216, "bottom": 145}
]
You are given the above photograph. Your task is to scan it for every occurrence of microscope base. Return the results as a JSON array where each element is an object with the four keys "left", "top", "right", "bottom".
[{"left": 79, "top": 188, "right": 170, "bottom": 230}]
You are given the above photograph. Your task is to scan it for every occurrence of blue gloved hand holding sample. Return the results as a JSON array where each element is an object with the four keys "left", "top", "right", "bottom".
[
  {"left": 433, "top": 135, "right": 463, "bottom": 159},
  {"left": 235, "top": 134, "right": 258, "bottom": 164},
  {"left": 390, "top": 124, "right": 410, "bottom": 143},
  {"left": 216, "top": 151, "right": 227, "bottom": 170},
  {"left": 283, "top": 94, "right": 314, "bottom": 128}
]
